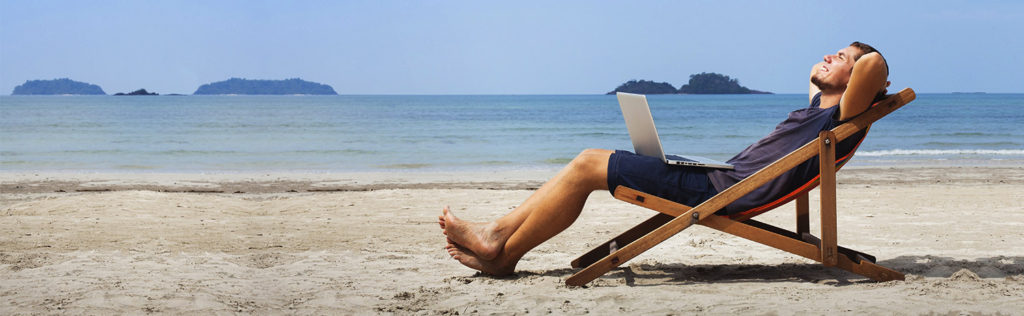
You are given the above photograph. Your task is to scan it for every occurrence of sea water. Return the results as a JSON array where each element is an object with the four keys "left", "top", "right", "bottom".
[{"left": 1, "top": 94, "right": 1022, "bottom": 172}]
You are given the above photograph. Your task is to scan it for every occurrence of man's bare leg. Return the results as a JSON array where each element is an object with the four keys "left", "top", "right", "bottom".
[{"left": 441, "top": 149, "right": 612, "bottom": 273}]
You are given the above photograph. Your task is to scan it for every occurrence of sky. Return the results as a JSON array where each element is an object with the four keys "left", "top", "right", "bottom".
[{"left": 1, "top": 0, "right": 1022, "bottom": 95}]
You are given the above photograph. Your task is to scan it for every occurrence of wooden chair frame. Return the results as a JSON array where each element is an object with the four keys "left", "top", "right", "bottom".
[{"left": 567, "top": 88, "right": 916, "bottom": 286}]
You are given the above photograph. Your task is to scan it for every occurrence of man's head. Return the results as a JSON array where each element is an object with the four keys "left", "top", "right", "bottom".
[{"left": 811, "top": 42, "right": 889, "bottom": 97}]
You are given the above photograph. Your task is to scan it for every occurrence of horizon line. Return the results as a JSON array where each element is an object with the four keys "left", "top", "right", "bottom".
[{"left": 4, "top": 91, "right": 1022, "bottom": 97}]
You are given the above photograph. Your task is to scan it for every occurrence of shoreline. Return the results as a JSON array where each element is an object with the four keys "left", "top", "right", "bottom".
[{"left": 2, "top": 166, "right": 1022, "bottom": 195}]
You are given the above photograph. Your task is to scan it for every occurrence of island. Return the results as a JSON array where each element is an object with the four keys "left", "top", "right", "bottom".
[
  {"left": 606, "top": 80, "right": 678, "bottom": 95},
  {"left": 678, "top": 72, "right": 771, "bottom": 94},
  {"left": 11, "top": 78, "right": 106, "bottom": 95},
  {"left": 193, "top": 78, "right": 337, "bottom": 95},
  {"left": 606, "top": 72, "right": 771, "bottom": 95},
  {"left": 114, "top": 89, "right": 158, "bottom": 96}
]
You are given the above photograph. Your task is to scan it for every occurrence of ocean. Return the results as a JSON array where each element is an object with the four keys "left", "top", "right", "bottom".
[{"left": 1, "top": 94, "right": 1022, "bottom": 173}]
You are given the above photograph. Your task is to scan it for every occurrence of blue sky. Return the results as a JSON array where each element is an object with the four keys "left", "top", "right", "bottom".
[{"left": 2, "top": 0, "right": 1022, "bottom": 94}]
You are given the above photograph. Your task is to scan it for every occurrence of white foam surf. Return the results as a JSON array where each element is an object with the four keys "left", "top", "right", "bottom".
[{"left": 857, "top": 149, "right": 1024, "bottom": 157}]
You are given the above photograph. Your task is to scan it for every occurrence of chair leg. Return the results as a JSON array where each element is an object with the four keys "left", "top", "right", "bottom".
[
  {"left": 570, "top": 213, "right": 673, "bottom": 268},
  {"left": 838, "top": 253, "right": 904, "bottom": 282},
  {"left": 796, "top": 192, "right": 809, "bottom": 235},
  {"left": 571, "top": 186, "right": 693, "bottom": 268},
  {"left": 566, "top": 211, "right": 701, "bottom": 286},
  {"left": 818, "top": 131, "right": 838, "bottom": 267},
  {"left": 701, "top": 216, "right": 904, "bottom": 281}
]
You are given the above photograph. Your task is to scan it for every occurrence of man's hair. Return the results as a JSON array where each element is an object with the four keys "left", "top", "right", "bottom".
[
  {"left": 849, "top": 41, "right": 889, "bottom": 100},
  {"left": 849, "top": 41, "right": 888, "bottom": 74}
]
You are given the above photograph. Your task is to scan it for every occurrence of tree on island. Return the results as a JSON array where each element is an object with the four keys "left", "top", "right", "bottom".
[
  {"left": 606, "top": 80, "right": 678, "bottom": 95},
  {"left": 193, "top": 78, "right": 337, "bottom": 95},
  {"left": 12, "top": 78, "right": 106, "bottom": 95},
  {"left": 678, "top": 72, "right": 770, "bottom": 94},
  {"left": 114, "top": 89, "right": 158, "bottom": 96}
]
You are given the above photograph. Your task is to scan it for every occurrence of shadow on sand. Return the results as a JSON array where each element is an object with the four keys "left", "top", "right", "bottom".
[{"left": 464, "top": 255, "right": 1023, "bottom": 287}]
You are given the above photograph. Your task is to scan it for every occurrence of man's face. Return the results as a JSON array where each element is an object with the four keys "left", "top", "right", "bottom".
[{"left": 811, "top": 45, "right": 862, "bottom": 92}]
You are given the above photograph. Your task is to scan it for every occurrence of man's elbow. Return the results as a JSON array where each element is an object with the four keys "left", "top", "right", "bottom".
[{"left": 858, "top": 52, "right": 887, "bottom": 77}]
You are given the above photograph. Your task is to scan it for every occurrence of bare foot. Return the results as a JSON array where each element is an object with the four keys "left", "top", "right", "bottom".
[
  {"left": 445, "top": 242, "right": 515, "bottom": 276},
  {"left": 441, "top": 206, "right": 508, "bottom": 261}
]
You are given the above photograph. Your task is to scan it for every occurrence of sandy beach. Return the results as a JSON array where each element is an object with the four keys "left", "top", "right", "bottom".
[{"left": 2, "top": 166, "right": 1022, "bottom": 314}]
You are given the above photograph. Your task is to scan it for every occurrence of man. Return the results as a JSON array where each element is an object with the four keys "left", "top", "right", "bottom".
[{"left": 439, "top": 42, "right": 890, "bottom": 276}]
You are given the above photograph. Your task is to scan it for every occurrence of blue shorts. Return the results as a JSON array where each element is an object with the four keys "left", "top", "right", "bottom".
[{"left": 606, "top": 150, "right": 720, "bottom": 209}]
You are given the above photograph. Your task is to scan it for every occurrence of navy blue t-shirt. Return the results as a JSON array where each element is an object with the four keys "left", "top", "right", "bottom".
[{"left": 706, "top": 93, "right": 866, "bottom": 214}]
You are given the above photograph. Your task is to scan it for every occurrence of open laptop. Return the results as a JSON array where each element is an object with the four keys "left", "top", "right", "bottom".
[{"left": 616, "top": 92, "right": 734, "bottom": 170}]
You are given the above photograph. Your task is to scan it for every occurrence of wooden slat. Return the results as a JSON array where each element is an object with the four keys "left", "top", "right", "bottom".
[
  {"left": 570, "top": 213, "right": 674, "bottom": 268},
  {"left": 743, "top": 218, "right": 804, "bottom": 240},
  {"left": 706, "top": 216, "right": 903, "bottom": 281},
  {"left": 700, "top": 216, "right": 821, "bottom": 260},
  {"left": 565, "top": 207, "right": 701, "bottom": 286},
  {"left": 796, "top": 192, "right": 809, "bottom": 235},
  {"left": 569, "top": 186, "right": 690, "bottom": 268},
  {"left": 836, "top": 253, "right": 905, "bottom": 281},
  {"left": 707, "top": 217, "right": 904, "bottom": 281},
  {"left": 613, "top": 186, "right": 690, "bottom": 217},
  {"left": 818, "top": 131, "right": 838, "bottom": 267},
  {"left": 566, "top": 188, "right": 704, "bottom": 285},
  {"left": 747, "top": 220, "right": 877, "bottom": 264}
]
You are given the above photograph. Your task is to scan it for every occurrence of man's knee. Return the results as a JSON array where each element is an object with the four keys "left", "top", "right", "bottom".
[
  {"left": 573, "top": 148, "right": 610, "bottom": 166},
  {"left": 569, "top": 149, "right": 611, "bottom": 187}
]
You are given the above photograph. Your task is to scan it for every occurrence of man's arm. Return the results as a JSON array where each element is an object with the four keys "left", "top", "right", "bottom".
[{"left": 838, "top": 52, "right": 888, "bottom": 121}]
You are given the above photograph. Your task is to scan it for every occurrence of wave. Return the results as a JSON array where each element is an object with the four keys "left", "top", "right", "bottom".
[
  {"left": 921, "top": 141, "right": 1020, "bottom": 147},
  {"left": 472, "top": 160, "right": 515, "bottom": 166},
  {"left": 375, "top": 163, "right": 432, "bottom": 169},
  {"left": 543, "top": 158, "right": 573, "bottom": 164},
  {"left": 115, "top": 164, "right": 159, "bottom": 170},
  {"left": 291, "top": 149, "right": 379, "bottom": 155},
  {"left": 568, "top": 132, "right": 621, "bottom": 137},
  {"left": 926, "top": 132, "right": 1016, "bottom": 137},
  {"left": 857, "top": 149, "right": 1024, "bottom": 157}
]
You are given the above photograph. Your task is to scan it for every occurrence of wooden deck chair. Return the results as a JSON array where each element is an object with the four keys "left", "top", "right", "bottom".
[{"left": 567, "top": 88, "right": 917, "bottom": 286}]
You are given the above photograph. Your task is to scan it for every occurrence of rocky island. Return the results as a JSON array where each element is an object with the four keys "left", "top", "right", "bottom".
[
  {"left": 607, "top": 72, "right": 771, "bottom": 95},
  {"left": 11, "top": 78, "right": 106, "bottom": 95},
  {"left": 606, "top": 80, "right": 678, "bottom": 95},
  {"left": 679, "top": 72, "right": 771, "bottom": 94},
  {"left": 114, "top": 89, "right": 158, "bottom": 96},
  {"left": 193, "top": 78, "right": 337, "bottom": 95}
]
